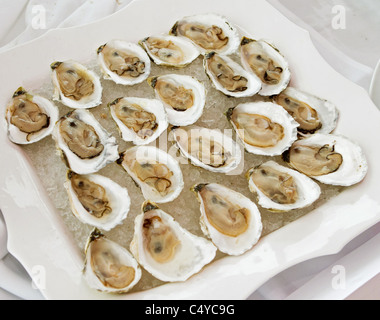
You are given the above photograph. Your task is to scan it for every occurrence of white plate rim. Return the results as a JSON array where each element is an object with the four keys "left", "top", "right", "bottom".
[
  {"left": 0, "top": 0, "right": 379, "bottom": 300},
  {"left": 370, "top": 58, "right": 380, "bottom": 108}
]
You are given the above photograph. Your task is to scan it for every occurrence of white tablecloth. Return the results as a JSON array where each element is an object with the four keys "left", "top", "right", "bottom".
[{"left": 0, "top": 0, "right": 379, "bottom": 300}]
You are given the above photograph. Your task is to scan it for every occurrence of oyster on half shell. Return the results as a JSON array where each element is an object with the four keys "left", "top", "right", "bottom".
[
  {"left": 247, "top": 161, "right": 321, "bottom": 212},
  {"left": 240, "top": 37, "right": 291, "bottom": 96},
  {"left": 283, "top": 133, "right": 368, "bottom": 186},
  {"left": 204, "top": 52, "right": 261, "bottom": 98},
  {"left": 109, "top": 97, "right": 168, "bottom": 145},
  {"left": 97, "top": 40, "right": 151, "bottom": 85},
  {"left": 148, "top": 74, "right": 206, "bottom": 126},
  {"left": 140, "top": 35, "right": 200, "bottom": 67},
  {"left": 273, "top": 87, "right": 339, "bottom": 135},
  {"left": 52, "top": 109, "right": 119, "bottom": 174},
  {"left": 5, "top": 87, "right": 59, "bottom": 145},
  {"left": 64, "top": 171, "right": 130, "bottom": 231},
  {"left": 84, "top": 229, "right": 141, "bottom": 293},
  {"left": 130, "top": 201, "right": 217, "bottom": 282},
  {"left": 170, "top": 13, "right": 240, "bottom": 55},
  {"left": 51, "top": 60, "right": 102, "bottom": 109},
  {"left": 228, "top": 102, "right": 299, "bottom": 156},
  {"left": 119, "top": 146, "right": 184, "bottom": 203},
  {"left": 192, "top": 183, "right": 262, "bottom": 256},
  {"left": 170, "top": 126, "right": 242, "bottom": 174}
]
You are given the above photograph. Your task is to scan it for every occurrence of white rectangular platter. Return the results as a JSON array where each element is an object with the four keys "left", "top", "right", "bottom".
[{"left": 0, "top": 0, "right": 379, "bottom": 299}]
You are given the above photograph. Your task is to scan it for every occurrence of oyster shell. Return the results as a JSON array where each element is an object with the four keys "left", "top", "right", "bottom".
[
  {"left": 119, "top": 146, "right": 184, "bottom": 203},
  {"left": 273, "top": 87, "right": 339, "bottom": 134},
  {"left": 51, "top": 60, "right": 102, "bottom": 109},
  {"left": 84, "top": 229, "right": 141, "bottom": 293},
  {"left": 204, "top": 52, "right": 261, "bottom": 98},
  {"left": 5, "top": 87, "right": 59, "bottom": 145},
  {"left": 97, "top": 40, "right": 151, "bottom": 85},
  {"left": 140, "top": 35, "right": 200, "bottom": 67},
  {"left": 130, "top": 201, "right": 217, "bottom": 282},
  {"left": 170, "top": 13, "right": 240, "bottom": 55},
  {"left": 148, "top": 74, "right": 206, "bottom": 126},
  {"left": 283, "top": 133, "right": 368, "bottom": 186},
  {"left": 227, "top": 102, "right": 299, "bottom": 156},
  {"left": 240, "top": 37, "right": 291, "bottom": 96},
  {"left": 109, "top": 97, "right": 168, "bottom": 145},
  {"left": 192, "top": 183, "right": 262, "bottom": 256},
  {"left": 170, "top": 126, "right": 242, "bottom": 174},
  {"left": 64, "top": 171, "right": 130, "bottom": 231},
  {"left": 247, "top": 161, "right": 321, "bottom": 212},
  {"left": 52, "top": 109, "right": 119, "bottom": 174}
]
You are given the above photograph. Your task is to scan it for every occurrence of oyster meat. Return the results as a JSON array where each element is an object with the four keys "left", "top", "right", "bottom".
[
  {"left": 228, "top": 102, "right": 299, "bottom": 156},
  {"left": 97, "top": 40, "right": 151, "bottom": 85},
  {"left": 51, "top": 60, "right": 102, "bottom": 109},
  {"left": 204, "top": 52, "right": 261, "bottom": 98},
  {"left": 247, "top": 161, "right": 321, "bottom": 212},
  {"left": 84, "top": 229, "right": 141, "bottom": 293},
  {"left": 140, "top": 35, "right": 200, "bottom": 67},
  {"left": 52, "top": 109, "right": 119, "bottom": 174},
  {"left": 240, "top": 37, "right": 291, "bottom": 96},
  {"left": 119, "top": 146, "right": 184, "bottom": 203},
  {"left": 5, "top": 87, "right": 59, "bottom": 145},
  {"left": 193, "top": 183, "right": 262, "bottom": 256},
  {"left": 109, "top": 97, "right": 168, "bottom": 145},
  {"left": 130, "top": 201, "right": 217, "bottom": 282},
  {"left": 283, "top": 133, "right": 368, "bottom": 186},
  {"left": 148, "top": 74, "right": 206, "bottom": 126},
  {"left": 170, "top": 13, "right": 240, "bottom": 55},
  {"left": 273, "top": 87, "right": 339, "bottom": 134},
  {"left": 65, "top": 171, "right": 130, "bottom": 231},
  {"left": 171, "top": 126, "right": 242, "bottom": 174}
]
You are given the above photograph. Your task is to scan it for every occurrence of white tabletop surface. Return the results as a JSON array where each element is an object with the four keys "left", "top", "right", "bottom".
[{"left": 0, "top": 0, "right": 379, "bottom": 300}]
